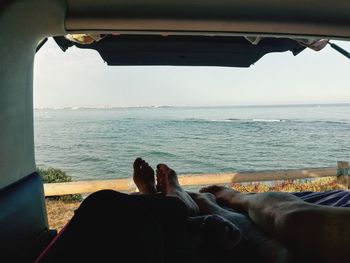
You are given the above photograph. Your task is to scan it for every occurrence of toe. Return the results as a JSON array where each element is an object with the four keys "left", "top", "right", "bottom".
[
  {"left": 144, "top": 161, "right": 153, "bottom": 171},
  {"left": 156, "top": 163, "right": 166, "bottom": 171},
  {"left": 156, "top": 164, "right": 169, "bottom": 176},
  {"left": 157, "top": 164, "right": 176, "bottom": 178},
  {"left": 133, "top": 158, "right": 143, "bottom": 170},
  {"left": 140, "top": 160, "right": 146, "bottom": 169}
]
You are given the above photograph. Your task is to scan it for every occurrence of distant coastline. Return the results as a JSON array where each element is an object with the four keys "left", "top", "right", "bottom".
[{"left": 34, "top": 102, "right": 350, "bottom": 111}]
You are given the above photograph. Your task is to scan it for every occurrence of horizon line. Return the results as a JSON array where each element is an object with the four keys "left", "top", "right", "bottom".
[{"left": 34, "top": 102, "right": 350, "bottom": 110}]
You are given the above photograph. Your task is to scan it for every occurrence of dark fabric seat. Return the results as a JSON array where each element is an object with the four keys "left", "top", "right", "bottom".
[{"left": 35, "top": 190, "right": 188, "bottom": 263}]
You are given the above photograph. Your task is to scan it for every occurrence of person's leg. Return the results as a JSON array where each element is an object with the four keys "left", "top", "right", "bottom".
[
  {"left": 201, "top": 185, "right": 350, "bottom": 263},
  {"left": 153, "top": 162, "right": 289, "bottom": 262},
  {"left": 189, "top": 192, "right": 295, "bottom": 263},
  {"left": 156, "top": 163, "right": 199, "bottom": 216},
  {"left": 37, "top": 190, "right": 188, "bottom": 263}
]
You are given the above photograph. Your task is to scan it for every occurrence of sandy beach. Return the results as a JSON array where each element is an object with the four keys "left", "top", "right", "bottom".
[{"left": 46, "top": 200, "right": 81, "bottom": 232}]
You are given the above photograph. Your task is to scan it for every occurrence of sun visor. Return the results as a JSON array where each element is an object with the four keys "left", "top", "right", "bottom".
[{"left": 53, "top": 34, "right": 308, "bottom": 67}]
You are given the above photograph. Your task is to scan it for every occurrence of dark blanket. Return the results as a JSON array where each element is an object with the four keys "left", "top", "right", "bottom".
[{"left": 292, "top": 190, "right": 350, "bottom": 207}]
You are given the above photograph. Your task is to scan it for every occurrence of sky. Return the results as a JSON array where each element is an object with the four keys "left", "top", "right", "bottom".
[{"left": 34, "top": 37, "right": 350, "bottom": 108}]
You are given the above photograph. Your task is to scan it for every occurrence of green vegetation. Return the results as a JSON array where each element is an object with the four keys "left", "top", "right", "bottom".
[
  {"left": 231, "top": 177, "right": 344, "bottom": 193},
  {"left": 37, "top": 167, "right": 83, "bottom": 202}
]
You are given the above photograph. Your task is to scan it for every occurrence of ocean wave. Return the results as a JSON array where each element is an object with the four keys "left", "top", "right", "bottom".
[
  {"left": 319, "top": 120, "right": 350, "bottom": 125},
  {"left": 252, "top": 119, "right": 285, "bottom": 122},
  {"left": 145, "top": 151, "right": 177, "bottom": 158},
  {"left": 210, "top": 118, "right": 286, "bottom": 123},
  {"left": 184, "top": 118, "right": 207, "bottom": 122},
  {"left": 210, "top": 119, "right": 235, "bottom": 122},
  {"left": 78, "top": 156, "right": 104, "bottom": 162},
  {"left": 294, "top": 120, "right": 350, "bottom": 125},
  {"left": 176, "top": 118, "right": 321, "bottom": 124},
  {"left": 174, "top": 118, "right": 213, "bottom": 124}
]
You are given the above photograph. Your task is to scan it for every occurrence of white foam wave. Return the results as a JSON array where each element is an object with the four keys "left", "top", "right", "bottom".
[
  {"left": 211, "top": 119, "right": 234, "bottom": 122},
  {"left": 252, "top": 119, "right": 284, "bottom": 122}
]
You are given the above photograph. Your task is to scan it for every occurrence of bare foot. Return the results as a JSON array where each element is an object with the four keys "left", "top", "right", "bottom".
[
  {"left": 133, "top": 158, "right": 156, "bottom": 194},
  {"left": 200, "top": 185, "right": 248, "bottom": 211},
  {"left": 156, "top": 163, "right": 199, "bottom": 216}
]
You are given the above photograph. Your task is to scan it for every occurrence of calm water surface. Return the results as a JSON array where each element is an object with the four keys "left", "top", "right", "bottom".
[{"left": 34, "top": 104, "right": 350, "bottom": 180}]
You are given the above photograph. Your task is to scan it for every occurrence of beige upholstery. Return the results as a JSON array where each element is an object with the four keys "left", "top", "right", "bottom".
[{"left": 0, "top": 0, "right": 66, "bottom": 188}]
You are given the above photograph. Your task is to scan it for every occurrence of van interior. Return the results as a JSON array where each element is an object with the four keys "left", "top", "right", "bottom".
[{"left": 0, "top": 0, "right": 349, "bottom": 262}]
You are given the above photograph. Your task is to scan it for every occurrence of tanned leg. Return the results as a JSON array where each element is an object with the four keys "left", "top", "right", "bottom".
[
  {"left": 156, "top": 163, "right": 199, "bottom": 216},
  {"left": 201, "top": 185, "right": 350, "bottom": 263},
  {"left": 189, "top": 192, "right": 295, "bottom": 263}
]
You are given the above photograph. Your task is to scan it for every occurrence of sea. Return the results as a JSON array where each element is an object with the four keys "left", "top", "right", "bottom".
[{"left": 34, "top": 104, "right": 350, "bottom": 181}]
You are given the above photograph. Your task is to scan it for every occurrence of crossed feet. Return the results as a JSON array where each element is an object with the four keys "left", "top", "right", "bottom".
[
  {"left": 133, "top": 158, "right": 251, "bottom": 248},
  {"left": 133, "top": 157, "right": 199, "bottom": 216},
  {"left": 133, "top": 157, "right": 248, "bottom": 216}
]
